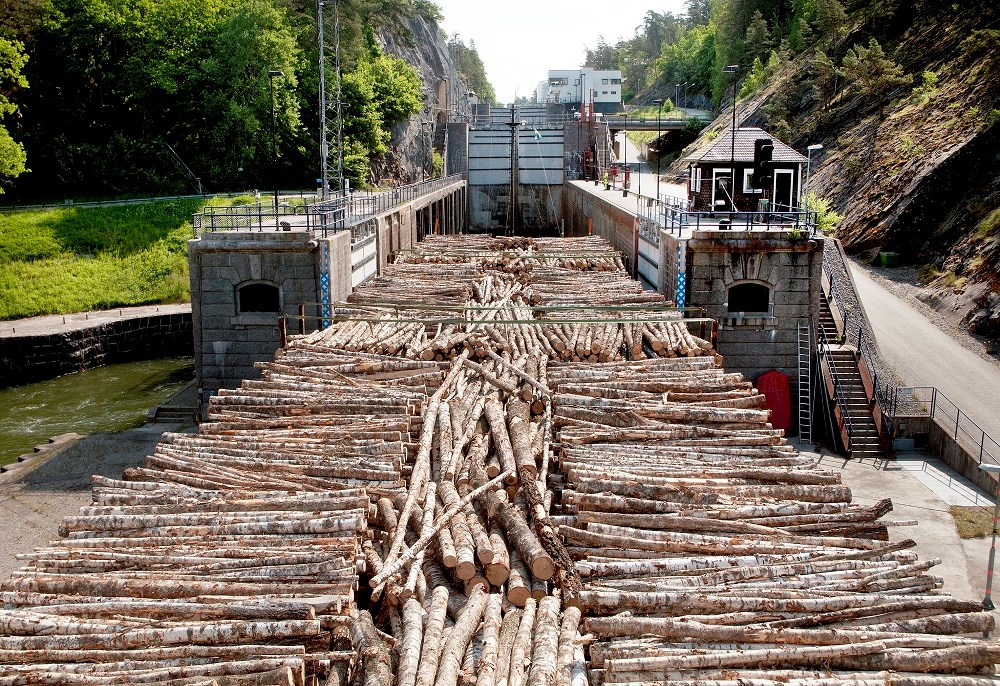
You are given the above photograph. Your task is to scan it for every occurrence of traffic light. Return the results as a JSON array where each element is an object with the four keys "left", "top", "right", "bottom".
[
  {"left": 754, "top": 138, "right": 773, "bottom": 167},
  {"left": 752, "top": 138, "right": 774, "bottom": 189}
]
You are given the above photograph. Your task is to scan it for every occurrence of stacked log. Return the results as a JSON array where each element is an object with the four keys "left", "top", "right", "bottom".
[
  {"left": 3, "top": 233, "right": 997, "bottom": 686},
  {"left": 548, "top": 356, "right": 999, "bottom": 686},
  {"left": 0, "top": 353, "right": 439, "bottom": 685}
]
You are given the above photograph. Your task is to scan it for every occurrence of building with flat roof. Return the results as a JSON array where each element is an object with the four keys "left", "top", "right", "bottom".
[{"left": 537, "top": 68, "right": 623, "bottom": 114}]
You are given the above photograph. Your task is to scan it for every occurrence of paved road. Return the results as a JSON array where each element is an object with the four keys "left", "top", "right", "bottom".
[
  {"left": 849, "top": 263, "right": 1000, "bottom": 442},
  {"left": 613, "top": 132, "right": 687, "bottom": 202}
]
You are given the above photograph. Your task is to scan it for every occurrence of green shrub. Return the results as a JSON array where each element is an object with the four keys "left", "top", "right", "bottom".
[
  {"left": 900, "top": 135, "right": 923, "bottom": 159},
  {"left": 804, "top": 192, "right": 843, "bottom": 235},
  {"left": 977, "top": 207, "right": 1000, "bottom": 238},
  {"left": 842, "top": 156, "right": 861, "bottom": 177},
  {"left": 912, "top": 70, "right": 938, "bottom": 103}
]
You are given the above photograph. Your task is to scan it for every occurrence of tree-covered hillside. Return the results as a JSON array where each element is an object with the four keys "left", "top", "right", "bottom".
[
  {"left": 448, "top": 35, "right": 496, "bottom": 104},
  {"left": 0, "top": 0, "right": 444, "bottom": 199}
]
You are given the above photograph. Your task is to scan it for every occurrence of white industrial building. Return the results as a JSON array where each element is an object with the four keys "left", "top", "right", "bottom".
[{"left": 536, "top": 68, "right": 623, "bottom": 114}]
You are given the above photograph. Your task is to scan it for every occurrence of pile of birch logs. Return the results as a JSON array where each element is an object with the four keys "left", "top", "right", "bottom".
[
  {"left": 3, "top": 233, "right": 997, "bottom": 686},
  {"left": 547, "top": 356, "right": 1000, "bottom": 685},
  {"left": 297, "top": 236, "right": 713, "bottom": 363},
  {"left": 0, "top": 352, "right": 439, "bottom": 685},
  {"left": 398, "top": 235, "right": 626, "bottom": 273}
]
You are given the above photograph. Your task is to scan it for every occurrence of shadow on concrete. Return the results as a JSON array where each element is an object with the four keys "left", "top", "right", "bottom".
[{"left": 20, "top": 423, "right": 190, "bottom": 492}]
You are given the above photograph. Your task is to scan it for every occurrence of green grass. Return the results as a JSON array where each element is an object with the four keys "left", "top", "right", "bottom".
[
  {"left": 0, "top": 198, "right": 211, "bottom": 320},
  {"left": 951, "top": 506, "right": 996, "bottom": 539}
]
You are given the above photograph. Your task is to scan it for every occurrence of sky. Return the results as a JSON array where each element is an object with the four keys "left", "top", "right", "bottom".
[{"left": 432, "top": 1, "right": 689, "bottom": 103}]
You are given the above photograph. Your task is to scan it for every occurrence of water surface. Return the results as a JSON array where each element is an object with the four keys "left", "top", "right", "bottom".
[{"left": 0, "top": 357, "right": 194, "bottom": 465}]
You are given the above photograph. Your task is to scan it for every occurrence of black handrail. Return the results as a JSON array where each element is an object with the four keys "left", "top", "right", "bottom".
[
  {"left": 850, "top": 312, "right": 899, "bottom": 434},
  {"left": 817, "top": 323, "right": 856, "bottom": 455}
]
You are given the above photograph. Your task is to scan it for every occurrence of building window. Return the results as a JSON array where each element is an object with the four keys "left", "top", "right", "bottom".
[
  {"left": 237, "top": 282, "right": 280, "bottom": 313},
  {"left": 602, "top": 90, "right": 608, "bottom": 95},
  {"left": 574, "top": 79, "right": 579, "bottom": 85},
  {"left": 549, "top": 77, "right": 568, "bottom": 86},
  {"left": 610, "top": 78, "right": 621, "bottom": 84},
  {"left": 742, "top": 169, "right": 762, "bottom": 193},
  {"left": 610, "top": 90, "right": 617, "bottom": 95},
  {"left": 727, "top": 282, "right": 771, "bottom": 314},
  {"left": 689, "top": 166, "right": 702, "bottom": 192},
  {"left": 602, "top": 79, "right": 609, "bottom": 84}
]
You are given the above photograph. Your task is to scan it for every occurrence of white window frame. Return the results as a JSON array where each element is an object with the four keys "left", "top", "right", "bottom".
[
  {"left": 689, "top": 166, "right": 702, "bottom": 193},
  {"left": 711, "top": 168, "right": 733, "bottom": 209},
  {"left": 742, "top": 168, "right": 762, "bottom": 193}
]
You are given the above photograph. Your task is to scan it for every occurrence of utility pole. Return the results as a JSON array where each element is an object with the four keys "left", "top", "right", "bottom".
[
  {"left": 723, "top": 64, "right": 739, "bottom": 211},
  {"left": 317, "top": 0, "right": 343, "bottom": 198}
]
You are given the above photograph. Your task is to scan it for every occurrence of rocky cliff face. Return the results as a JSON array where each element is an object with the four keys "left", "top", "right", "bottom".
[
  {"left": 669, "top": 11, "right": 1000, "bottom": 345},
  {"left": 375, "top": 16, "right": 472, "bottom": 184}
]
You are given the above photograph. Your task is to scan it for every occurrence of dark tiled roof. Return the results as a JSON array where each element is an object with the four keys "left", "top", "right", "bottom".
[{"left": 683, "top": 126, "right": 807, "bottom": 163}]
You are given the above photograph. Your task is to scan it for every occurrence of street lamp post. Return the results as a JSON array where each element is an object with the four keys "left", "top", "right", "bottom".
[
  {"left": 804, "top": 143, "right": 824, "bottom": 210},
  {"left": 653, "top": 98, "right": 664, "bottom": 202},
  {"left": 622, "top": 104, "right": 628, "bottom": 197},
  {"left": 979, "top": 462, "right": 1000, "bottom": 636},
  {"left": 722, "top": 65, "right": 739, "bottom": 212},
  {"left": 268, "top": 69, "right": 284, "bottom": 230}
]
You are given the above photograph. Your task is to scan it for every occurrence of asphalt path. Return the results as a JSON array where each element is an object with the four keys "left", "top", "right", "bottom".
[
  {"left": 613, "top": 131, "right": 686, "bottom": 202},
  {"left": 849, "top": 263, "right": 1000, "bottom": 442}
]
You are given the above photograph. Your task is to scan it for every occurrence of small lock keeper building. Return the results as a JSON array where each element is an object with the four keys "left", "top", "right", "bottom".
[{"left": 683, "top": 126, "right": 807, "bottom": 213}]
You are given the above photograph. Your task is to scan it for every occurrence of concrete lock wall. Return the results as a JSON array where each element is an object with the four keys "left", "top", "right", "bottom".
[
  {"left": 562, "top": 182, "right": 637, "bottom": 273},
  {"left": 188, "top": 181, "right": 466, "bottom": 407},
  {"left": 0, "top": 311, "right": 192, "bottom": 388},
  {"left": 682, "top": 231, "right": 824, "bottom": 421},
  {"left": 188, "top": 231, "right": 353, "bottom": 403}
]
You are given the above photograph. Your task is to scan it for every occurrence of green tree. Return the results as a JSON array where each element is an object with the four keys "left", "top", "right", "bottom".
[
  {"left": 744, "top": 10, "right": 772, "bottom": 63},
  {"left": 448, "top": 35, "right": 496, "bottom": 103},
  {"left": 685, "top": 0, "right": 711, "bottom": 27},
  {"left": 810, "top": 49, "right": 837, "bottom": 107},
  {"left": 339, "top": 49, "right": 421, "bottom": 185},
  {"left": 584, "top": 38, "right": 618, "bottom": 70},
  {"left": 738, "top": 55, "right": 766, "bottom": 97},
  {"left": 0, "top": 37, "right": 28, "bottom": 191},
  {"left": 840, "top": 37, "right": 910, "bottom": 118},
  {"left": 814, "top": 0, "right": 847, "bottom": 36},
  {"left": 198, "top": 0, "right": 303, "bottom": 189}
]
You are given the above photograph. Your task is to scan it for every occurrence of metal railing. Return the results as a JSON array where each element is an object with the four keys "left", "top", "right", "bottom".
[
  {"left": 894, "top": 387, "right": 1000, "bottom": 468},
  {"left": 849, "top": 316, "right": 899, "bottom": 434},
  {"left": 192, "top": 175, "right": 463, "bottom": 237},
  {"left": 817, "top": 322, "right": 856, "bottom": 454},
  {"left": 660, "top": 207, "right": 818, "bottom": 235}
]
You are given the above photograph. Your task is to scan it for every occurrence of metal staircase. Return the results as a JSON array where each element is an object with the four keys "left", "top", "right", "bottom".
[
  {"left": 826, "top": 347, "right": 885, "bottom": 460},
  {"left": 817, "top": 291, "right": 886, "bottom": 461},
  {"left": 797, "top": 322, "right": 812, "bottom": 443}
]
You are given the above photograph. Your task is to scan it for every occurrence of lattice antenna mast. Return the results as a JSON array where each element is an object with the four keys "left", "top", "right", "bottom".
[
  {"left": 317, "top": 0, "right": 328, "bottom": 197},
  {"left": 317, "top": 0, "right": 345, "bottom": 199}
]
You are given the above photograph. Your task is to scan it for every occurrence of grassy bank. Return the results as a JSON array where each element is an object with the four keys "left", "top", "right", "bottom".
[{"left": 0, "top": 199, "right": 215, "bottom": 320}]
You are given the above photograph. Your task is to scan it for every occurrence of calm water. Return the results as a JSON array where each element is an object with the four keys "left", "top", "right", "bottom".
[{"left": 0, "top": 357, "right": 194, "bottom": 465}]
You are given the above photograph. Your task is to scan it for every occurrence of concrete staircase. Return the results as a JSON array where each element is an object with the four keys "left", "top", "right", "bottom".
[{"left": 825, "top": 347, "right": 885, "bottom": 461}]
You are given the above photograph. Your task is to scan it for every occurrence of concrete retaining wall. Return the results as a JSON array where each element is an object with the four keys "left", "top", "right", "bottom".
[
  {"left": 896, "top": 415, "right": 999, "bottom": 495},
  {"left": 0, "top": 311, "right": 192, "bottom": 388}
]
